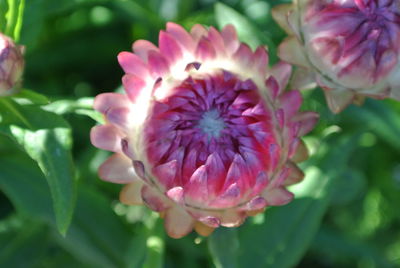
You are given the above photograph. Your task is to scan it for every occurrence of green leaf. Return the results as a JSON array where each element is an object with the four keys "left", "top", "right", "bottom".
[
  {"left": 12, "top": 89, "right": 50, "bottom": 105},
  {"left": 312, "top": 227, "right": 394, "bottom": 268},
  {"left": 42, "top": 97, "right": 104, "bottom": 123},
  {"left": 0, "top": 154, "right": 55, "bottom": 222},
  {"left": 55, "top": 187, "right": 134, "bottom": 268},
  {"left": 0, "top": 153, "right": 143, "bottom": 268},
  {"left": 343, "top": 100, "right": 400, "bottom": 151},
  {"left": 0, "top": 0, "right": 8, "bottom": 32},
  {"left": 330, "top": 169, "right": 366, "bottom": 206},
  {"left": 0, "top": 98, "right": 76, "bottom": 235},
  {"left": 235, "top": 134, "right": 360, "bottom": 268},
  {"left": 214, "top": 2, "right": 277, "bottom": 63},
  {"left": 208, "top": 228, "right": 239, "bottom": 268},
  {"left": 142, "top": 217, "right": 165, "bottom": 268},
  {"left": 112, "top": 0, "right": 165, "bottom": 29},
  {"left": 0, "top": 220, "right": 49, "bottom": 267}
]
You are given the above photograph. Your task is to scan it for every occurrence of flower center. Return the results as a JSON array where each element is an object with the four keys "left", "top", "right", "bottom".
[{"left": 197, "top": 109, "right": 225, "bottom": 139}]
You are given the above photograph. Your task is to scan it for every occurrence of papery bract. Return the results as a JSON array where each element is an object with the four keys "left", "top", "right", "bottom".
[
  {"left": 91, "top": 23, "right": 318, "bottom": 238},
  {"left": 0, "top": 33, "right": 24, "bottom": 96},
  {"left": 273, "top": 0, "right": 400, "bottom": 113}
]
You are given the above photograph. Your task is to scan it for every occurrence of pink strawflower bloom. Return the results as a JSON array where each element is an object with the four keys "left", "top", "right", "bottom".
[
  {"left": 0, "top": 33, "right": 24, "bottom": 96},
  {"left": 273, "top": 0, "right": 400, "bottom": 113},
  {"left": 91, "top": 23, "right": 318, "bottom": 238}
]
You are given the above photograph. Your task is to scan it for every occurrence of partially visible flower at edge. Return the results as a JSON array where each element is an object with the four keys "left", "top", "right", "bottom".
[
  {"left": 91, "top": 22, "right": 318, "bottom": 238},
  {"left": 272, "top": 0, "right": 400, "bottom": 113},
  {"left": 0, "top": 33, "right": 24, "bottom": 96}
]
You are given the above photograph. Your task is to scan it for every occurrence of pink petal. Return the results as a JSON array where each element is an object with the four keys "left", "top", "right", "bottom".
[
  {"left": 284, "top": 162, "right": 304, "bottom": 186},
  {"left": 184, "top": 165, "right": 209, "bottom": 205},
  {"left": 159, "top": 31, "right": 183, "bottom": 63},
  {"left": 224, "top": 154, "right": 251, "bottom": 191},
  {"left": 251, "top": 171, "right": 270, "bottom": 196},
  {"left": 197, "top": 216, "right": 220, "bottom": 228},
  {"left": 190, "top": 24, "right": 208, "bottom": 42},
  {"left": 166, "top": 22, "right": 195, "bottom": 52},
  {"left": 120, "top": 180, "right": 144, "bottom": 205},
  {"left": 153, "top": 160, "right": 178, "bottom": 190},
  {"left": 207, "top": 26, "right": 226, "bottom": 55},
  {"left": 141, "top": 184, "right": 168, "bottom": 212},
  {"left": 293, "top": 111, "right": 319, "bottom": 136},
  {"left": 166, "top": 186, "right": 184, "bottom": 204},
  {"left": 245, "top": 196, "right": 268, "bottom": 211},
  {"left": 262, "top": 187, "right": 294, "bottom": 206},
  {"left": 291, "top": 139, "right": 309, "bottom": 163},
  {"left": 221, "top": 24, "right": 240, "bottom": 54},
  {"left": 265, "top": 75, "right": 281, "bottom": 99},
  {"left": 93, "top": 93, "right": 130, "bottom": 114},
  {"left": 280, "top": 90, "right": 302, "bottom": 118},
  {"left": 253, "top": 46, "right": 269, "bottom": 76},
  {"left": 122, "top": 74, "right": 147, "bottom": 102},
  {"left": 148, "top": 50, "right": 170, "bottom": 78},
  {"left": 211, "top": 183, "right": 241, "bottom": 208},
  {"left": 233, "top": 43, "right": 253, "bottom": 67},
  {"left": 90, "top": 124, "right": 121, "bottom": 152},
  {"left": 271, "top": 61, "right": 292, "bottom": 91},
  {"left": 195, "top": 37, "right": 217, "bottom": 61},
  {"left": 99, "top": 153, "right": 137, "bottom": 184},
  {"left": 205, "top": 153, "right": 226, "bottom": 196},
  {"left": 132, "top": 40, "right": 158, "bottom": 62},
  {"left": 118, "top": 51, "right": 149, "bottom": 77},
  {"left": 105, "top": 107, "right": 131, "bottom": 129},
  {"left": 323, "top": 88, "right": 355, "bottom": 113},
  {"left": 278, "top": 36, "right": 310, "bottom": 67},
  {"left": 272, "top": 4, "right": 295, "bottom": 34},
  {"left": 121, "top": 138, "right": 135, "bottom": 159},
  {"left": 164, "top": 206, "right": 194, "bottom": 239},
  {"left": 220, "top": 209, "right": 246, "bottom": 227},
  {"left": 291, "top": 68, "right": 317, "bottom": 90}
]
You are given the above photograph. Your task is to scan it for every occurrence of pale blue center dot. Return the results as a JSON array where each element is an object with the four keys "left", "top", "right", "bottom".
[{"left": 197, "top": 109, "right": 226, "bottom": 139}]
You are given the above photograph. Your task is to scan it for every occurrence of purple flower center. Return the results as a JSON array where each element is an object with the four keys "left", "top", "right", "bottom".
[{"left": 143, "top": 70, "right": 279, "bottom": 206}]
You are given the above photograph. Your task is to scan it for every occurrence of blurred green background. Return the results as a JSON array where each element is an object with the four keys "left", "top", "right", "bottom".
[{"left": 0, "top": 0, "right": 400, "bottom": 267}]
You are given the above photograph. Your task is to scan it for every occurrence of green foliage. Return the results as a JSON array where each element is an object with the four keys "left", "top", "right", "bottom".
[
  {"left": 0, "top": 1, "right": 399, "bottom": 268},
  {"left": 1, "top": 0, "right": 24, "bottom": 40},
  {"left": 0, "top": 96, "right": 76, "bottom": 235}
]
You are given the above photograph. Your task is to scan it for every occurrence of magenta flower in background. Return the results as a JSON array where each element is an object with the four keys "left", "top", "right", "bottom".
[
  {"left": 0, "top": 33, "right": 24, "bottom": 96},
  {"left": 91, "top": 23, "right": 318, "bottom": 238},
  {"left": 273, "top": 0, "right": 400, "bottom": 113}
]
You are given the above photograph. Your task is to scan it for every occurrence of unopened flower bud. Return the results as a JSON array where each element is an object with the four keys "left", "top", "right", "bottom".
[
  {"left": 91, "top": 23, "right": 318, "bottom": 238},
  {"left": 273, "top": 0, "right": 400, "bottom": 113},
  {"left": 0, "top": 33, "right": 24, "bottom": 96}
]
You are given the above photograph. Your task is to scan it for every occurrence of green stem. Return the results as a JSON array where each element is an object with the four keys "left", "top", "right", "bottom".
[{"left": 5, "top": 0, "right": 24, "bottom": 41}]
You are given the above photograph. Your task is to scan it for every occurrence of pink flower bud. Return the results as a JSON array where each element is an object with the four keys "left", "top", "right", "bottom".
[
  {"left": 0, "top": 33, "right": 24, "bottom": 96},
  {"left": 91, "top": 23, "right": 318, "bottom": 238},
  {"left": 273, "top": 0, "right": 400, "bottom": 113}
]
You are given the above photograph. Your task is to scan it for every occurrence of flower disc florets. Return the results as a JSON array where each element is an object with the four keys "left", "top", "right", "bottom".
[
  {"left": 91, "top": 23, "right": 318, "bottom": 238},
  {"left": 0, "top": 33, "right": 24, "bottom": 96},
  {"left": 273, "top": 0, "right": 400, "bottom": 113}
]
